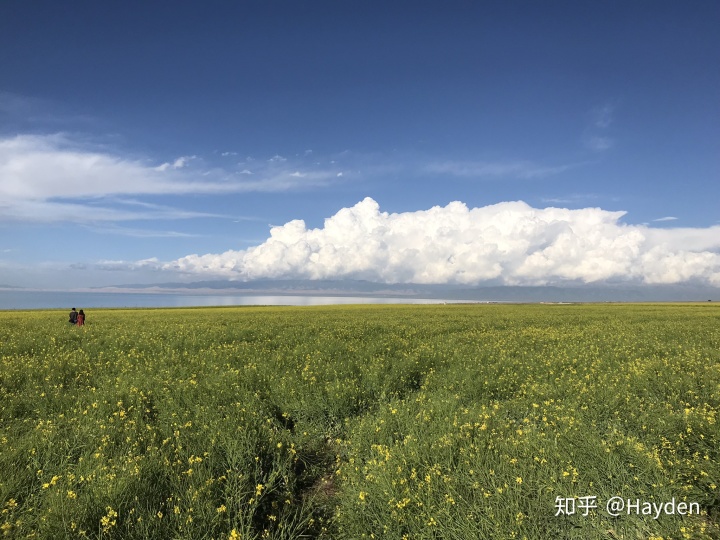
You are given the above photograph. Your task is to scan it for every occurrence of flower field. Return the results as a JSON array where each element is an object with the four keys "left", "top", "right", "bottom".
[{"left": 1, "top": 303, "right": 719, "bottom": 539}]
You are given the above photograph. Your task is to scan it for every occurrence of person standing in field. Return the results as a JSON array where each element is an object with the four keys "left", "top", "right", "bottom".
[
  {"left": 76, "top": 309, "right": 85, "bottom": 326},
  {"left": 69, "top": 307, "right": 78, "bottom": 324}
]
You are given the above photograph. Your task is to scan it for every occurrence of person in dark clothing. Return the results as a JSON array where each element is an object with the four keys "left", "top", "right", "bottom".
[{"left": 69, "top": 308, "right": 78, "bottom": 324}]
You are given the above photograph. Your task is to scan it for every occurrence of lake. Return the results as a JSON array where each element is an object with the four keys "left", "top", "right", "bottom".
[{"left": 0, "top": 290, "right": 470, "bottom": 310}]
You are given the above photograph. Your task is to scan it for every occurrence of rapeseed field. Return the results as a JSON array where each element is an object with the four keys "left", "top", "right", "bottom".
[{"left": 0, "top": 304, "right": 718, "bottom": 539}]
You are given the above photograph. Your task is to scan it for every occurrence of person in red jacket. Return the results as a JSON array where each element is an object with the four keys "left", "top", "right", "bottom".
[{"left": 76, "top": 309, "right": 85, "bottom": 326}]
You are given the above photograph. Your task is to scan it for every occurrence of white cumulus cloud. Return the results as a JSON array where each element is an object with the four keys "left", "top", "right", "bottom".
[{"left": 163, "top": 198, "right": 720, "bottom": 286}]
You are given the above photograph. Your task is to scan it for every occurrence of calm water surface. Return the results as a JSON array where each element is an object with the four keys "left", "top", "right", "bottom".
[{"left": 0, "top": 291, "right": 468, "bottom": 310}]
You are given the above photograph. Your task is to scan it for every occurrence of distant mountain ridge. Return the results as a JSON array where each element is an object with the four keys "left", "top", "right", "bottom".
[{"left": 100, "top": 279, "right": 719, "bottom": 303}]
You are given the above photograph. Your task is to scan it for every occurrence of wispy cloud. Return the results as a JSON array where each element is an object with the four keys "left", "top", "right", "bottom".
[
  {"left": 583, "top": 103, "right": 616, "bottom": 152},
  {"left": 0, "top": 134, "right": 343, "bottom": 223},
  {"left": 83, "top": 224, "right": 203, "bottom": 238},
  {"left": 585, "top": 136, "right": 614, "bottom": 152},
  {"left": 424, "top": 160, "right": 576, "bottom": 179},
  {"left": 154, "top": 155, "right": 196, "bottom": 171},
  {"left": 653, "top": 216, "right": 678, "bottom": 222},
  {"left": 540, "top": 193, "right": 601, "bottom": 205},
  {"left": 0, "top": 91, "right": 98, "bottom": 127},
  {"left": 90, "top": 258, "right": 162, "bottom": 272},
  {"left": 593, "top": 104, "right": 614, "bottom": 129},
  {"left": 0, "top": 200, "right": 161, "bottom": 223}
]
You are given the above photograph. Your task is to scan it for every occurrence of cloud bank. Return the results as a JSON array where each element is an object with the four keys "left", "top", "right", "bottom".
[{"left": 164, "top": 198, "right": 720, "bottom": 287}]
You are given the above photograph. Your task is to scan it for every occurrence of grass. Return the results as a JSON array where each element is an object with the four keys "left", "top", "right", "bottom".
[{"left": 0, "top": 303, "right": 719, "bottom": 539}]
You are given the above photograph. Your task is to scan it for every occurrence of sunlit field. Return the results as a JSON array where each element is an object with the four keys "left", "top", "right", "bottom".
[{"left": 1, "top": 304, "right": 718, "bottom": 539}]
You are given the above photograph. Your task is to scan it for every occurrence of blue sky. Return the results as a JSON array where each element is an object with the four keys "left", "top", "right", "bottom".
[{"left": 1, "top": 1, "right": 719, "bottom": 289}]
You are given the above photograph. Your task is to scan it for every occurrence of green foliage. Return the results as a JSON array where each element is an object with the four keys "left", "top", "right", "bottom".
[{"left": 0, "top": 304, "right": 719, "bottom": 539}]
